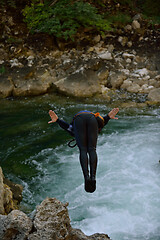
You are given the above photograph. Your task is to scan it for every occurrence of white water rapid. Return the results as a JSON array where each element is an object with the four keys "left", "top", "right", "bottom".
[{"left": 21, "top": 107, "right": 160, "bottom": 240}]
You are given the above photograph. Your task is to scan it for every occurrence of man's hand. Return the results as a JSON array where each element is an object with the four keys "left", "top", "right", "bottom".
[
  {"left": 108, "top": 108, "right": 119, "bottom": 119},
  {"left": 48, "top": 110, "right": 58, "bottom": 124}
]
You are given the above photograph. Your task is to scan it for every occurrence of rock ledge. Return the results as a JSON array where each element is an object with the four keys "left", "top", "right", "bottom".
[{"left": 0, "top": 167, "right": 110, "bottom": 240}]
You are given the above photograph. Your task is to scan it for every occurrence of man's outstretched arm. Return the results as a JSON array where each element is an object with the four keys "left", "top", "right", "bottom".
[{"left": 48, "top": 110, "right": 74, "bottom": 136}]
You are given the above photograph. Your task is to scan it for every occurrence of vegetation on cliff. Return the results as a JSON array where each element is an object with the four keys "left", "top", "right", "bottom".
[{"left": 0, "top": 0, "right": 160, "bottom": 41}]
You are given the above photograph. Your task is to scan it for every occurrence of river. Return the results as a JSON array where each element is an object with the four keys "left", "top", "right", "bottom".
[{"left": 0, "top": 95, "right": 160, "bottom": 240}]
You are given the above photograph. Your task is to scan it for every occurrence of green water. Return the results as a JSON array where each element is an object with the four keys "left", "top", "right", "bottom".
[{"left": 0, "top": 95, "right": 160, "bottom": 240}]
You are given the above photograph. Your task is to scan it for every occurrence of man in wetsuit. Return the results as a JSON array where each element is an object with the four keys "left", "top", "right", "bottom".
[{"left": 48, "top": 108, "right": 119, "bottom": 193}]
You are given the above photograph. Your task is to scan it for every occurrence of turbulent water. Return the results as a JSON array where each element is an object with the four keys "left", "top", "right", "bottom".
[{"left": 0, "top": 95, "right": 160, "bottom": 240}]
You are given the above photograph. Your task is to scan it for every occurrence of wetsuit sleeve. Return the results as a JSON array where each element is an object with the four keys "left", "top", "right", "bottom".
[
  {"left": 97, "top": 114, "right": 111, "bottom": 133},
  {"left": 103, "top": 115, "right": 111, "bottom": 126},
  {"left": 56, "top": 118, "right": 75, "bottom": 137}
]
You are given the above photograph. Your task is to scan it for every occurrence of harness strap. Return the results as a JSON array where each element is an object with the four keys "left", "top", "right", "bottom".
[
  {"left": 68, "top": 139, "right": 77, "bottom": 148},
  {"left": 73, "top": 111, "right": 104, "bottom": 123},
  {"left": 94, "top": 112, "right": 104, "bottom": 123},
  {"left": 73, "top": 111, "right": 93, "bottom": 119}
]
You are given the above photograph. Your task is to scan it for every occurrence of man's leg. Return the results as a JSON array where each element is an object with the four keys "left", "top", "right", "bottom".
[
  {"left": 74, "top": 116, "right": 89, "bottom": 180},
  {"left": 87, "top": 115, "right": 98, "bottom": 180}
]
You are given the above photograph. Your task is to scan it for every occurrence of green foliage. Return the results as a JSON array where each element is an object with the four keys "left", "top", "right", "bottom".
[
  {"left": 137, "top": 0, "right": 160, "bottom": 17},
  {"left": 23, "top": 0, "right": 111, "bottom": 40},
  {"left": 150, "top": 16, "right": 160, "bottom": 25},
  {"left": 0, "top": 0, "right": 16, "bottom": 8},
  {"left": 0, "top": 66, "right": 5, "bottom": 75},
  {"left": 106, "top": 12, "right": 132, "bottom": 28},
  {"left": 143, "top": 15, "right": 160, "bottom": 29},
  {"left": 136, "top": 0, "right": 160, "bottom": 26}
]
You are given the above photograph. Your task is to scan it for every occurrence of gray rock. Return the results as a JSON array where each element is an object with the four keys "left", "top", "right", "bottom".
[
  {"left": 132, "top": 20, "right": 140, "bottom": 29},
  {"left": 127, "top": 83, "right": 141, "bottom": 93},
  {"left": 122, "top": 53, "right": 135, "bottom": 59},
  {"left": 28, "top": 197, "right": 71, "bottom": 240},
  {"left": 28, "top": 197, "right": 110, "bottom": 240},
  {"left": 13, "top": 71, "right": 53, "bottom": 97},
  {"left": 155, "top": 75, "right": 160, "bottom": 80},
  {"left": 118, "top": 36, "right": 128, "bottom": 46},
  {"left": 0, "top": 210, "right": 32, "bottom": 240},
  {"left": 0, "top": 49, "right": 8, "bottom": 61},
  {"left": 149, "top": 79, "right": 160, "bottom": 88},
  {"left": 53, "top": 69, "right": 101, "bottom": 97},
  {"left": 121, "top": 79, "right": 133, "bottom": 90},
  {"left": 70, "top": 229, "right": 110, "bottom": 240},
  {"left": 97, "top": 67, "right": 109, "bottom": 84},
  {"left": 139, "top": 84, "right": 154, "bottom": 93},
  {"left": 109, "top": 72, "right": 126, "bottom": 89},
  {"left": 98, "top": 51, "right": 113, "bottom": 60},
  {"left": 147, "top": 88, "right": 160, "bottom": 103},
  {"left": 135, "top": 68, "right": 149, "bottom": 76},
  {"left": 133, "top": 14, "right": 142, "bottom": 21},
  {"left": 0, "top": 78, "right": 13, "bottom": 98},
  {"left": 93, "top": 35, "right": 101, "bottom": 43},
  {"left": 124, "top": 24, "right": 132, "bottom": 31},
  {"left": 127, "top": 41, "right": 133, "bottom": 47},
  {"left": 10, "top": 59, "right": 23, "bottom": 68}
]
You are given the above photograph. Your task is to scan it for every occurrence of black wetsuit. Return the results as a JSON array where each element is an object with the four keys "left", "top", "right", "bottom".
[{"left": 56, "top": 111, "right": 110, "bottom": 184}]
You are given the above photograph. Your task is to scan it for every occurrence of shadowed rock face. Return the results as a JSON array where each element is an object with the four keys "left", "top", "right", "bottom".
[{"left": 0, "top": 167, "right": 23, "bottom": 215}]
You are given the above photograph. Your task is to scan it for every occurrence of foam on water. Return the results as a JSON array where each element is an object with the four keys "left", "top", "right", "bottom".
[
  {"left": 2, "top": 102, "right": 159, "bottom": 240},
  {"left": 21, "top": 113, "right": 160, "bottom": 240},
  {"left": 66, "top": 116, "right": 160, "bottom": 240}
]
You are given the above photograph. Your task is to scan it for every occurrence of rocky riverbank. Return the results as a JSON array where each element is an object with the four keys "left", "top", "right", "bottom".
[
  {"left": 0, "top": 167, "right": 110, "bottom": 240},
  {"left": 0, "top": 11, "right": 160, "bottom": 107}
]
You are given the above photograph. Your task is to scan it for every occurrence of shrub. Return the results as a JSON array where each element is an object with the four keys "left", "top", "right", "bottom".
[
  {"left": 0, "top": 66, "right": 5, "bottom": 75},
  {"left": 137, "top": 0, "right": 160, "bottom": 17},
  {"left": 23, "top": 0, "right": 111, "bottom": 40},
  {"left": 106, "top": 12, "right": 132, "bottom": 28}
]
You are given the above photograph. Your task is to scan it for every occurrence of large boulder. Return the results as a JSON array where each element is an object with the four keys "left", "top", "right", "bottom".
[
  {"left": 147, "top": 88, "right": 160, "bottom": 103},
  {"left": 0, "top": 78, "right": 13, "bottom": 98},
  {"left": 53, "top": 69, "right": 101, "bottom": 97},
  {"left": 28, "top": 197, "right": 71, "bottom": 240},
  {"left": 28, "top": 197, "right": 110, "bottom": 240},
  {"left": 0, "top": 210, "right": 32, "bottom": 240},
  {"left": 127, "top": 83, "right": 141, "bottom": 93},
  {"left": 108, "top": 72, "right": 126, "bottom": 89},
  {"left": 12, "top": 70, "right": 53, "bottom": 97}
]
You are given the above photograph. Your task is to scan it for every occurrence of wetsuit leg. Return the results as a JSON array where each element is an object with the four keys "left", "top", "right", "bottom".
[
  {"left": 74, "top": 114, "right": 98, "bottom": 177},
  {"left": 74, "top": 115, "right": 89, "bottom": 179},
  {"left": 87, "top": 115, "right": 98, "bottom": 180}
]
